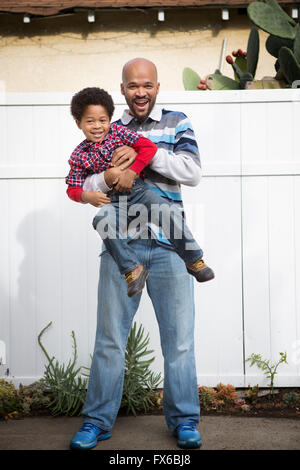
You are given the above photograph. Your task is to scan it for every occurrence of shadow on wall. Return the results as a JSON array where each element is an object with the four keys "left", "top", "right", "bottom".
[
  {"left": 3, "top": 209, "right": 62, "bottom": 382},
  {"left": 4, "top": 185, "right": 100, "bottom": 385}
]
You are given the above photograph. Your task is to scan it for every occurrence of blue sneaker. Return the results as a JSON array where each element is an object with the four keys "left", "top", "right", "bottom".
[
  {"left": 70, "top": 423, "right": 111, "bottom": 450},
  {"left": 173, "top": 422, "right": 202, "bottom": 449}
]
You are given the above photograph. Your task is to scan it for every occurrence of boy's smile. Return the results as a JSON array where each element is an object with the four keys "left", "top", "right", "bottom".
[{"left": 76, "top": 104, "right": 111, "bottom": 143}]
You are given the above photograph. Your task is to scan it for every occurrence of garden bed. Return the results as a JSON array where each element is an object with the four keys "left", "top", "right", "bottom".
[
  {"left": 118, "top": 386, "right": 300, "bottom": 421},
  {"left": 200, "top": 387, "right": 300, "bottom": 420},
  {"left": 1, "top": 381, "right": 300, "bottom": 421}
]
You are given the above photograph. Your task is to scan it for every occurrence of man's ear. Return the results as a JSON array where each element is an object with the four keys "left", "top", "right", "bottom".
[
  {"left": 75, "top": 119, "right": 81, "bottom": 130},
  {"left": 120, "top": 83, "right": 125, "bottom": 96},
  {"left": 156, "top": 82, "right": 160, "bottom": 94}
]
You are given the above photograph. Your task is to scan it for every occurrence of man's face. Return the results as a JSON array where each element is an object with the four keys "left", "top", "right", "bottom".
[{"left": 121, "top": 61, "right": 160, "bottom": 122}]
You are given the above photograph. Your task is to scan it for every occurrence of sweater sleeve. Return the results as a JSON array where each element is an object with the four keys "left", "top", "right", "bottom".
[
  {"left": 129, "top": 136, "right": 157, "bottom": 174},
  {"left": 66, "top": 185, "right": 84, "bottom": 203},
  {"left": 148, "top": 114, "right": 201, "bottom": 186}
]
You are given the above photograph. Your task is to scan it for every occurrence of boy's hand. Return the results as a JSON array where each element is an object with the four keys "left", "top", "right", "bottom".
[
  {"left": 81, "top": 191, "right": 111, "bottom": 207},
  {"left": 111, "top": 146, "right": 137, "bottom": 169},
  {"left": 114, "top": 169, "right": 138, "bottom": 193}
]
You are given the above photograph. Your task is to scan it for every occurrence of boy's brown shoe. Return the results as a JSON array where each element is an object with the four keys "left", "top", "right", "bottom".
[
  {"left": 186, "top": 258, "right": 215, "bottom": 282},
  {"left": 125, "top": 266, "right": 149, "bottom": 297}
]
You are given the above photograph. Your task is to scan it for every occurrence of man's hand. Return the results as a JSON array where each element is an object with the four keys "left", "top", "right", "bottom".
[
  {"left": 111, "top": 146, "right": 137, "bottom": 170},
  {"left": 114, "top": 169, "right": 138, "bottom": 193},
  {"left": 81, "top": 191, "right": 111, "bottom": 207},
  {"left": 104, "top": 167, "right": 123, "bottom": 187}
]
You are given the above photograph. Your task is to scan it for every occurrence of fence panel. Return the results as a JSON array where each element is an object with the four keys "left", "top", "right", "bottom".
[{"left": 0, "top": 90, "right": 299, "bottom": 387}]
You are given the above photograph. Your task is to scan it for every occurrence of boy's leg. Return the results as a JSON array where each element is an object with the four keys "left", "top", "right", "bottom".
[
  {"left": 129, "top": 184, "right": 214, "bottom": 282},
  {"left": 92, "top": 202, "right": 140, "bottom": 275},
  {"left": 130, "top": 185, "right": 203, "bottom": 263}
]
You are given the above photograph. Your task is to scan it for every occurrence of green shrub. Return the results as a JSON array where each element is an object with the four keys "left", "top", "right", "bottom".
[
  {"left": 283, "top": 391, "right": 300, "bottom": 407},
  {"left": 0, "top": 379, "right": 22, "bottom": 419},
  {"left": 18, "top": 380, "right": 51, "bottom": 415},
  {"left": 121, "top": 322, "right": 162, "bottom": 415},
  {"left": 38, "top": 322, "right": 88, "bottom": 416}
]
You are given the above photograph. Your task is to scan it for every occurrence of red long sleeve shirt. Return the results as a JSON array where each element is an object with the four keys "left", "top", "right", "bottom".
[{"left": 66, "top": 122, "right": 157, "bottom": 203}]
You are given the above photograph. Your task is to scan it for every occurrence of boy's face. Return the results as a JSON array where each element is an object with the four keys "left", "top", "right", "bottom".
[{"left": 76, "top": 105, "right": 110, "bottom": 143}]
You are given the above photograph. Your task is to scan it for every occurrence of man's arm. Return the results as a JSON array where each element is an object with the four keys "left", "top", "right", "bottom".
[{"left": 148, "top": 114, "right": 201, "bottom": 186}]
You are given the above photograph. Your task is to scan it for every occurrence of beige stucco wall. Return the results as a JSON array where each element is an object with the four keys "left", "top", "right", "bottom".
[{"left": 0, "top": 8, "right": 278, "bottom": 92}]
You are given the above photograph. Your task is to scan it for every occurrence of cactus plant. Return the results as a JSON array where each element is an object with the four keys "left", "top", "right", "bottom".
[
  {"left": 247, "top": 27, "right": 260, "bottom": 77},
  {"left": 264, "top": 0, "right": 296, "bottom": 27},
  {"left": 248, "top": 2, "right": 296, "bottom": 40},
  {"left": 206, "top": 73, "right": 240, "bottom": 90},
  {"left": 278, "top": 46, "right": 300, "bottom": 85},
  {"left": 182, "top": 0, "right": 299, "bottom": 91},
  {"left": 223, "top": 28, "right": 259, "bottom": 88},
  {"left": 182, "top": 67, "right": 201, "bottom": 90},
  {"left": 294, "top": 24, "right": 300, "bottom": 64},
  {"left": 247, "top": 0, "right": 300, "bottom": 87},
  {"left": 266, "top": 35, "right": 294, "bottom": 58}
]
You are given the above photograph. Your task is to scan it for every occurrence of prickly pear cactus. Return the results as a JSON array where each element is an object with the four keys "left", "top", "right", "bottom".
[
  {"left": 264, "top": 0, "right": 296, "bottom": 26},
  {"left": 248, "top": 3, "right": 296, "bottom": 39},
  {"left": 206, "top": 73, "right": 240, "bottom": 90},
  {"left": 233, "top": 56, "right": 247, "bottom": 81},
  {"left": 182, "top": 67, "right": 201, "bottom": 90},
  {"left": 278, "top": 46, "right": 300, "bottom": 85},
  {"left": 247, "top": 27, "right": 259, "bottom": 77},
  {"left": 266, "top": 35, "right": 294, "bottom": 58},
  {"left": 294, "top": 24, "right": 300, "bottom": 64}
]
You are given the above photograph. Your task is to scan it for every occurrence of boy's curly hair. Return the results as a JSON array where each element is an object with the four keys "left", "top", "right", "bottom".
[{"left": 71, "top": 87, "right": 115, "bottom": 121}]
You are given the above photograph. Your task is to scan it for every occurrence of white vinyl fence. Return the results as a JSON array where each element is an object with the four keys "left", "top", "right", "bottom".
[{"left": 1, "top": 90, "right": 300, "bottom": 388}]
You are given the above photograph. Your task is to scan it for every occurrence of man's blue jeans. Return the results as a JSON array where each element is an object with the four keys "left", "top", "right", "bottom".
[
  {"left": 92, "top": 178, "right": 203, "bottom": 275},
  {"left": 82, "top": 238, "right": 200, "bottom": 431}
]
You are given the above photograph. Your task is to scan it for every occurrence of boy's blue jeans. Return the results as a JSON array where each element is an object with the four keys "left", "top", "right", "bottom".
[
  {"left": 81, "top": 237, "right": 200, "bottom": 431},
  {"left": 92, "top": 178, "right": 203, "bottom": 275}
]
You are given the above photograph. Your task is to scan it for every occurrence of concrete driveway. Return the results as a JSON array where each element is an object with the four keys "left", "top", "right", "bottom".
[{"left": 1, "top": 414, "right": 300, "bottom": 451}]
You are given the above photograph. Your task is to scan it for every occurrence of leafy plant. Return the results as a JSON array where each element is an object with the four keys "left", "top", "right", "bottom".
[
  {"left": 198, "top": 384, "right": 243, "bottom": 411},
  {"left": 0, "top": 379, "right": 22, "bottom": 419},
  {"left": 18, "top": 380, "right": 51, "bottom": 415},
  {"left": 215, "top": 383, "right": 239, "bottom": 406},
  {"left": 121, "top": 322, "right": 162, "bottom": 415},
  {"left": 38, "top": 322, "right": 88, "bottom": 416},
  {"left": 283, "top": 391, "right": 300, "bottom": 407},
  {"left": 245, "top": 384, "right": 260, "bottom": 405},
  {"left": 198, "top": 386, "right": 218, "bottom": 409},
  {"left": 246, "top": 352, "right": 288, "bottom": 398}
]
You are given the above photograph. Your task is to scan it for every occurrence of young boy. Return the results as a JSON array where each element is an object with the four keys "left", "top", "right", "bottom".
[{"left": 66, "top": 87, "right": 214, "bottom": 297}]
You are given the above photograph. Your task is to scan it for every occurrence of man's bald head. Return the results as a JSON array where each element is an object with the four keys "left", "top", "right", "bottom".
[
  {"left": 121, "top": 58, "right": 160, "bottom": 122},
  {"left": 122, "top": 58, "right": 158, "bottom": 84}
]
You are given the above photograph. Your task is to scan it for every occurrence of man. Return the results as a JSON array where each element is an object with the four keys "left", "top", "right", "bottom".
[{"left": 70, "top": 58, "right": 203, "bottom": 450}]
